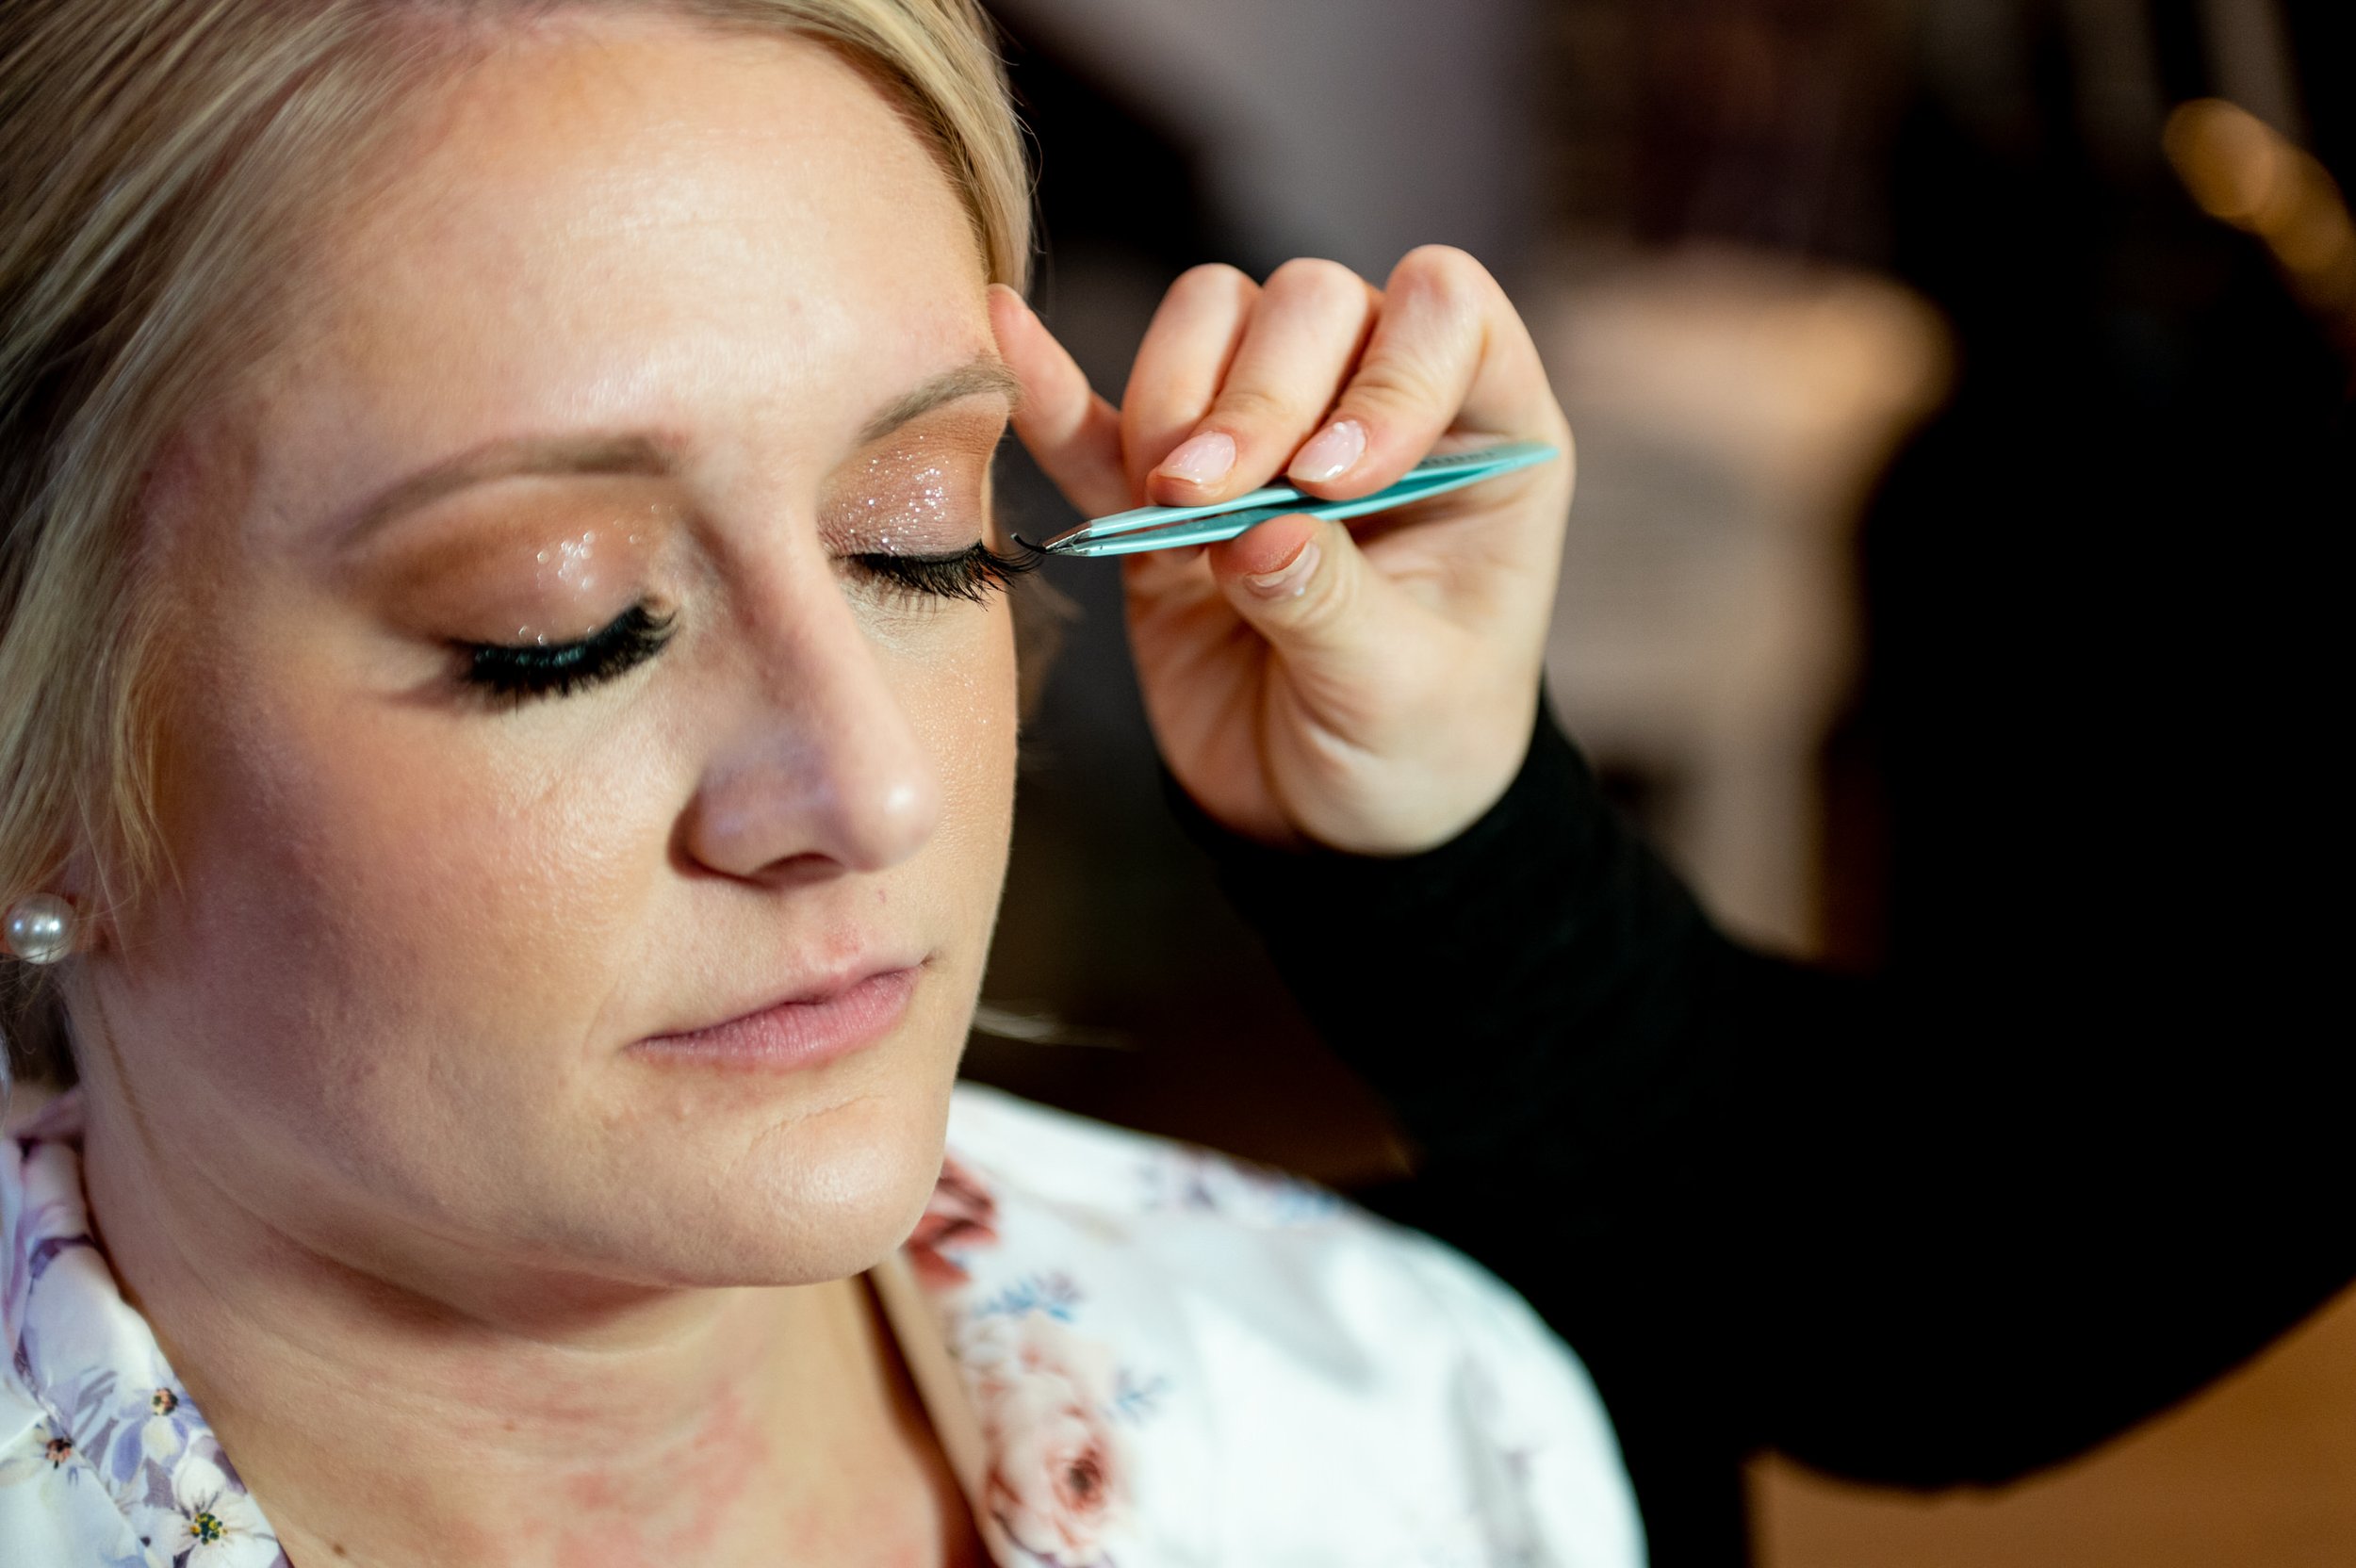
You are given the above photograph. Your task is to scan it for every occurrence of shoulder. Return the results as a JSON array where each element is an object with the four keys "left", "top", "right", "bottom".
[{"left": 914, "top": 1084, "right": 1644, "bottom": 1568}]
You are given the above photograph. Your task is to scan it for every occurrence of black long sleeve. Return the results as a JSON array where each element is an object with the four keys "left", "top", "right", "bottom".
[{"left": 1173, "top": 703, "right": 2353, "bottom": 1566}]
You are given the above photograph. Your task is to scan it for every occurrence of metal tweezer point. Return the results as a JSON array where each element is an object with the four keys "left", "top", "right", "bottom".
[{"left": 1034, "top": 440, "right": 1560, "bottom": 559}]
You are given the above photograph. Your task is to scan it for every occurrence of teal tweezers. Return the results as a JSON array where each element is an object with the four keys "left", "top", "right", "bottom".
[{"left": 1033, "top": 440, "right": 1561, "bottom": 558}]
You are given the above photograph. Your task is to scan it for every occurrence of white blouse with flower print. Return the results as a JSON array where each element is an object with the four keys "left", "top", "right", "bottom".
[{"left": 3, "top": 1083, "right": 1644, "bottom": 1567}]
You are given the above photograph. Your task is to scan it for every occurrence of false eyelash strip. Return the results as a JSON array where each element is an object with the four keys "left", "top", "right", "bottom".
[
  {"left": 461, "top": 603, "right": 676, "bottom": 701},
  {"left": 453, "top": 542, "right": 1031, "bottom": 707},
  {"left": 856, "top": 542, "right": 1040, "bottom": 604}
]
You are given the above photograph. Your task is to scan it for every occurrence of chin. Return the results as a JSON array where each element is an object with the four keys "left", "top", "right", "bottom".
[{"left": 600, "top": 1072, "right": 957, "bottom": 1289}]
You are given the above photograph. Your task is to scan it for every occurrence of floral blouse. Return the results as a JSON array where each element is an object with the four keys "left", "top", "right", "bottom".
[{"left": 3, "top": 1084, "right": 1643, "bottom": 1567}]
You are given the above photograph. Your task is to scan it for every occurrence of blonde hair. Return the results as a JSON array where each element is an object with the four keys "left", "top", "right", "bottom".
[{"left": 0, "top": 0, "right": 1032, "bottom": 1086}]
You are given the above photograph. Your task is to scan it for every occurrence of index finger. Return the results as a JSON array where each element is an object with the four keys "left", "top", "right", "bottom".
[
  {"left": 1283, "top": 246, "right": 1566, "bottom": 501},
  {"left": 990, "top": 285, "right": 1133, "bottom": 520}
]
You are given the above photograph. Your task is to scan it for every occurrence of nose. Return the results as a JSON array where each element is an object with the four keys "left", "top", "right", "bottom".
[{"left": 680, "top": 574, "right": 943, "bottom": 882}]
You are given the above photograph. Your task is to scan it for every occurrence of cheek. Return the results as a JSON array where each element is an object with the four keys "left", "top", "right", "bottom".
[
  {"left": 902, "top": 603, "right": 1021, "bottom": 899},
  {"left": 126, "top": 645, "right": 674, "bottom": 1120},
  {"left": 126, "top": 602, "right": 1019, "bottom": 1100},
  {"left": 105, "top": 583, "right": 1018, "bottom": 1242}
]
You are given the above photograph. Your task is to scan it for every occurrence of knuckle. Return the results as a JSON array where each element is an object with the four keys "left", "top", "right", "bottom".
[
  {"left": 1298, "top": 533, "right": 1358, "bottom": 627},
  {"left": 1211, "top": 381, "right": 1306, "bottom": 430},
  {"left": 1265, "top": 256, "right": 1368, "bottom": 315},
  {"left": 1347, "top": 357, "right": 1449, "bottom": 418},
  {"left": 1393, "top": 244, "right": 1492, "bottom": 313},
  {"left": 1169, "top": 262, "right": 1257, "bottom": 311}
]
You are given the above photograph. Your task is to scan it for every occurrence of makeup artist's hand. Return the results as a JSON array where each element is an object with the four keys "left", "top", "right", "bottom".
[{"left": 990, "top": 248, "right": 1574, "bottom": 854}]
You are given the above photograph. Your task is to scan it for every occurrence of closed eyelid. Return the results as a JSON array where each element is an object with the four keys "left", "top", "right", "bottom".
[
  {"left": 825, "top": 423, "right": 1000, "bottom": 550},
  {"left": 349, "top": 478, "right": 679, "bottom": 656},
  {"left": 848, "top": 404, "right": 1009, "bottom": 474}
]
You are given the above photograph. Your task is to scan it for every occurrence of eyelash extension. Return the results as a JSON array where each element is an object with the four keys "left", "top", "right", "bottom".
[
  {"left": 457, "top": 603, "right": 677, "bottom": 705},
  {"left": 450, "top": 541, "right": 1032, "bottom": 707},
  {"left": 848, "top": 541, "right": 1041, "bottom": 605}
]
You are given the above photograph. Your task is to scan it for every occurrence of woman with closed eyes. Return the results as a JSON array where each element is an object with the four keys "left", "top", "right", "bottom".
[{"left": 0, "top": 3, "right": 1628, "bottom": 1565}]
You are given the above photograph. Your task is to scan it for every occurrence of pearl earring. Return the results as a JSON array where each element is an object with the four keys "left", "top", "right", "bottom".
[{"left": 3, "top": 893, "right": 75, "bottom": 965}]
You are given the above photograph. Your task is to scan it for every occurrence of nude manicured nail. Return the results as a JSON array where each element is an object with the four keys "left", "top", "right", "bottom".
[
  {"left": 1289, "top": 419, "right": 1366, "bottom": 483},
  {"left": 1159, "top": 431, "right": 1235, "bottom": 486},
  {"left": 1245, "top": 539, "right": 1320, "bottom": 599}
]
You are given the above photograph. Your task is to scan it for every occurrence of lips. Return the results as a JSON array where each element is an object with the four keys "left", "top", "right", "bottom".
[{"left": 631, "top": 963, "right": 921, "bottom": 1071}]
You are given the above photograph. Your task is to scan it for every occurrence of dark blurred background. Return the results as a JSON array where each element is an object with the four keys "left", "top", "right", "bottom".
[{"left": 960, "top": 1, "right": 2353, "bottom": 1562}]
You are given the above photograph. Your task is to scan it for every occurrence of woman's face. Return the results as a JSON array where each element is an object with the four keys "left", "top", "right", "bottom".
[{"left": 87, "top": 16, "right": 1022, "bottom": 1294}]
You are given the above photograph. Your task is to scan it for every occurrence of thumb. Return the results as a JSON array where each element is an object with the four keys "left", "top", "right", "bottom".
[{"left": 1199, "top": 513, "right": 1417, "bottom": 687}]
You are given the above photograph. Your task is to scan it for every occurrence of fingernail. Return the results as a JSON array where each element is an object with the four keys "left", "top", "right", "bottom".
[
  {"left": 1289, "top": 419, "right": 1366, "bottom": 483},
  {"left": 1245, "top": 538, "right": 1320, "bottom": 599},
  {"left": 1158, "top": 431, "right": 1235, "bottom": 486}
]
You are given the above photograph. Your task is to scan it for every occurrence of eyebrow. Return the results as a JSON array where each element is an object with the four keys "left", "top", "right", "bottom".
[
  {"left": 341, "top": 433, "right": 674, "bottom": 542},
  {"left": 857, "top": 357, "right": 1023, "bottom": 444},
  {"left": 339, "top": 355, "right": 1022, "bottom": 543}
]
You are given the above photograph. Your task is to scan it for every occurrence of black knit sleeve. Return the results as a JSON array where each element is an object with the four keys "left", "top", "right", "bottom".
[
  {"left": 1169, "top": 696, "right": 2353, "bottom": 1563},
  {"left": 1166, "top": 698, "right": 1749, "bottom": 1189}
]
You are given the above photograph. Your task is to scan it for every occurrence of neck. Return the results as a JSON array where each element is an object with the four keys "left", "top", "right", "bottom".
[{"left": 76, "top": 1097, "right": 968, "bottom": 1568}]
